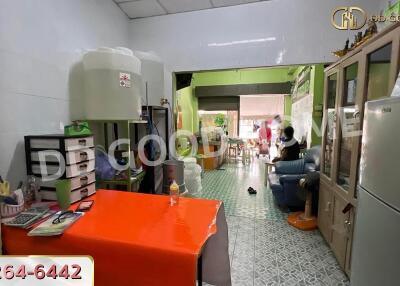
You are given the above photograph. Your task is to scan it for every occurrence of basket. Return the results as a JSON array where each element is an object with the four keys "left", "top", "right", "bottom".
[{"left": 1, "top": 202, "right": 25, "bottom": 218}]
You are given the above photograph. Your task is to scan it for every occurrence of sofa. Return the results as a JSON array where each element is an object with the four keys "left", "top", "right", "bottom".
[{"left": 268, "top": 145, "right": 321, "bottom": 208}]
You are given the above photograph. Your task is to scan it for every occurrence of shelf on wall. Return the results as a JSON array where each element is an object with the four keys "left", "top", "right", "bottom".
[
  {"left": 97, "top": 171, "right": 146, "bottom": 193},
  {"left": 82, "top": 105, "right": 170, "bottom": 194},
  {"left": 84, "top": 119, "right": 147, "bottom": 192},
  {"left": 97, "top": 171, "right": 146, "bottom": 186}
]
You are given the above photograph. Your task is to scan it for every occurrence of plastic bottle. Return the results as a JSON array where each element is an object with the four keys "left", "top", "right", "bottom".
[
  {"left": 24, "top": 176, "right": 38, "bottom": 205},
  {"left": 169, "top": 180, "right": 179, "bottom": 206}
]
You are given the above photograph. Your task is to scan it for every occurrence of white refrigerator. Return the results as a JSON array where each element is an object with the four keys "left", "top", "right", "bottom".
[{"left": 351, "top": 97, "right": 400, "bottom": 286}]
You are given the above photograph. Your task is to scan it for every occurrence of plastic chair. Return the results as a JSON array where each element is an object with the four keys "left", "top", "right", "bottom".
[
  {"left": 242, "top": 147, "right": 251, "bottom": 164},
  {"left": 228, "top": 142, "right": 238, "bottom": 161}
]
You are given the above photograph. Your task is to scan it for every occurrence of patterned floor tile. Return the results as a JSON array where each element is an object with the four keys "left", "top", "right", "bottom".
[
  {"left": 231, "top": 260, "right": 254, "bottom": 286},
  {"left": 303, "top": 276, "right": 332, "bottom": 286},
  {"left": 196, "top": 160, "right": 349, "bottom": 286},
  {"left": 254, "top": 266, "right": 280, "bottom": 286}
]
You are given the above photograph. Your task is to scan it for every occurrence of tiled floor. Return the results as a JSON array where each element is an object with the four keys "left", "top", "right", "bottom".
[{"left": 196, "top": 160, "right": 349, "bottom": 286}]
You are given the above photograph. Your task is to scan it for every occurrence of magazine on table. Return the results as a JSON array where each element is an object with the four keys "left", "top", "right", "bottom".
[{"left": 28, "top": 211, "right": 84, "bottom": 236}]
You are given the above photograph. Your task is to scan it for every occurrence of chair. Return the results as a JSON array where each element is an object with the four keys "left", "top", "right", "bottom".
[
  {"left": 228, "top": 143, "right": 237, "bottom": 160},
  {"left": 242, "top": 147, "right": 251, "bottom": 164},
  {"left": 267, "top": 145, "right": 321, "bottom": 208},
  {"left": 228, "top": 138, "right": 240, "bottom": 162}
]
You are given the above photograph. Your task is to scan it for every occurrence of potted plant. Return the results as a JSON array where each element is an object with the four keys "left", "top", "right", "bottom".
[{"left": 214, "top": 113, "right": 225, "bottom": 127}]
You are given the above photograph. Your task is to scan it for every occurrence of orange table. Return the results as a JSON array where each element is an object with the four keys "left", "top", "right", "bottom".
[{"left": 2, "top": 190, "right": 228, "bottom": 286}]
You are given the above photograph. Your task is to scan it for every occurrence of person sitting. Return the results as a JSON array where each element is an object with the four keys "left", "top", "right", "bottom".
[{"left": 272, "top": 126, "right": 300, "bottom": 162}]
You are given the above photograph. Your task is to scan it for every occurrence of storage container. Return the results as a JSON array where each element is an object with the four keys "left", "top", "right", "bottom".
[
  {"left": 40, "top": 182, "right": 96, "bottom": 203},
  {"left": 82, "top": 47, "right": 142, "bottom": 120},
  {"left": 25, "top": 134, "right": 97, "bottom": 203},
  {"left": 0, "top": 202, "right": 24, "bottom": 218}
]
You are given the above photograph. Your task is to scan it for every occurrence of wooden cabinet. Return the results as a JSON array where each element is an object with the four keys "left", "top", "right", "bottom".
[
  {"left": 318, "top": 180, "right": 333, "bottom": 243},
  {"left": 331, "top": 193, "right": 350, "bottom": 269},
  {"left": 344, "top": 208, "right": 355, "bottom": 275},
  {"left": 319, "top": 23, "right": 400, "bottom": 277}
]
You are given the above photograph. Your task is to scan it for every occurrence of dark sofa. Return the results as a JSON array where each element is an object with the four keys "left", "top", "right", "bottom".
[{"left": 268, "top": 145, "right": 321, "bottom": 208}]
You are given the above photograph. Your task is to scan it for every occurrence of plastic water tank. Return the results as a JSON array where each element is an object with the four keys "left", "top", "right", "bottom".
[{"left": 82, "top": 47, "right": 142, "bottom": 120}]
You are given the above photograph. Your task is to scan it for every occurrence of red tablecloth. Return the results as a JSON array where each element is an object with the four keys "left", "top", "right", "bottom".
[{"left": 2, "top": 190, "right": 223, "bottom": 286}]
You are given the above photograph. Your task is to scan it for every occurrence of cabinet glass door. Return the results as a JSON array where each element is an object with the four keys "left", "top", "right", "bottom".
[
  {"left": 367, "top": 43, "right": 393, "bottom": 100},
  {"left": 323, "top": 73, "right": 337, "bottom": 178},
  {"left": 337, "top": 63, "right": 359, "bottom": 192},
  {"left": 352, "top": 43, "right": 393, "bottom": 198}
]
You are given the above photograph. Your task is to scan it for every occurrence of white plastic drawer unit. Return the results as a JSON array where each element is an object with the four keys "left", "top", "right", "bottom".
[
  {"left": 39, "top": 171, "right": 96, "bottom": 191},
  {"left": 30, "top": 148, "right": 95, "bottom": 165},
  {"left": 29, "top": 138, "right": 61, "bottom": 149},
  {"left": 25, "top": 134, "right": 97, "bottom": 205},
  {"left": 40, "top": 183, "right": 96, "bottom": 203},
  {"left": 25, "top": 135, "right": 96, "bottom": 179},
  {"left": 31, "top": 160, "right": 95, "bottom": 178},
  {"left": 29, "top": 136, "right": 94, "bottom": 151},
  {"left": 70, "top": 171, "right": 95, "bottom": 189},
  {"left": 64, "top": 137, "right": 94, "bottom": 151},
  {"left": 66, "top": 148, "right": 95, "bottom": 164},
  {"left": 66, "top": 160, "right": 95, "bottom": 178}
]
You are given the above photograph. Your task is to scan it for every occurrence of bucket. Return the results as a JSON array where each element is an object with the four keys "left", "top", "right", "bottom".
[{"left": 163, "top": 160, "right": 185, "bottom": 194}]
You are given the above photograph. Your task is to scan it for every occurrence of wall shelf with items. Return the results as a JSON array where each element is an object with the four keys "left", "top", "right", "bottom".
[
  {"left": 319, "top": 22, "right": 400, "bottom": 277},
  {"left": 292, "top": 66, "right": 311, "bottom": 102},
  {"left": 87, "top": 105, "right": 170, "bottom": 194},
  {"left": 87, "top": 119, "right": 147, "bottom": 192}
]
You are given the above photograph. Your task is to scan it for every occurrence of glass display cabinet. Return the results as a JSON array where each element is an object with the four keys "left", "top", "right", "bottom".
[
  {"left": 318, "top": 23, "right": 400, "bottom": 276},
  {"left": 322, "top": 73, "right": 337, "bottom": 178}
]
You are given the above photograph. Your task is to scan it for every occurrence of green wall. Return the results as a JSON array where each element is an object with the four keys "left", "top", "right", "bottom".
[
  {"left": 177, "top": 86, "right": 199, "bottom": 133},
  {"left": 192, "top": 67, "right": 295, "bottom": 87},
  {"left": 175, "top": 65, "right": 326, "bottom": 144},
  {"left": 284, "top": 95, "right": 292, "bottom": 127},
  {"left": 310, "top": 64, "right": 325, "bottom": 146},
  {"left": 175, "top": 67, "right": 298, "bottom": 134},
  {"left": 290, "top": 64, "right": 325, "bottom": 146}
]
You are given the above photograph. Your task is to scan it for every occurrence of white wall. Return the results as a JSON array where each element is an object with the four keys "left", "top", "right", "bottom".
[
  {"left": 379, "top": 1, "right": 389, "bottom": 14},
  {"left": 128, "top": 0, "right": 385, "bottom": 72},
  {"left": 292, "top": 94, "right": 314, "bottom": 146},
  {"left": 0, "top": 0, "right": 128, "bottom": 188}
]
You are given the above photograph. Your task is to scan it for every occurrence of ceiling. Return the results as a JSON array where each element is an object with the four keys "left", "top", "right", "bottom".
[{"left": 114, "top": 0, "right": 269, "bottom": 19}]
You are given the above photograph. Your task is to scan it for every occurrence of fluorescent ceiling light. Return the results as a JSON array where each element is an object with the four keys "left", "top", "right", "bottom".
[
  {"left": 276, "top": 49, "right": 286, "bottom": 64},
  {"left": 208, "top": 37, "right": 276, "bottom": 47},
  {"left": 240, "top": 94, "right": 285, "bottom": 98},
  {"left": 198, "top": 110, "right": 227, "bottom": 115}
]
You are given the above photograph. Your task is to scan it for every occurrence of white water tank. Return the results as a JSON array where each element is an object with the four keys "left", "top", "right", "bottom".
[
  {"left": 82, "top": 47, "right": 142, "bottom": 120},
  {"left": 134, "top": 51, "right": 165, "bottom": 106}
]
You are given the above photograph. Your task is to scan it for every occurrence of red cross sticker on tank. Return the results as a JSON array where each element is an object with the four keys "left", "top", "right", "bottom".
[{"left": 119, "top": 72, "right": 131, "bottom": 88}]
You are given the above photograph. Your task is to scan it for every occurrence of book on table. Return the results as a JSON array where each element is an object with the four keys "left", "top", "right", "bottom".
[{"left": 28, "top": 211, "right": 84, "bottom": 236}]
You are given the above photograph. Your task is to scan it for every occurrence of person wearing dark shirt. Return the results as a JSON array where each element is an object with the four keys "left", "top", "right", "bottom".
[{"left": 272, "top": 126, "right": 300, "bottom": 162}]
